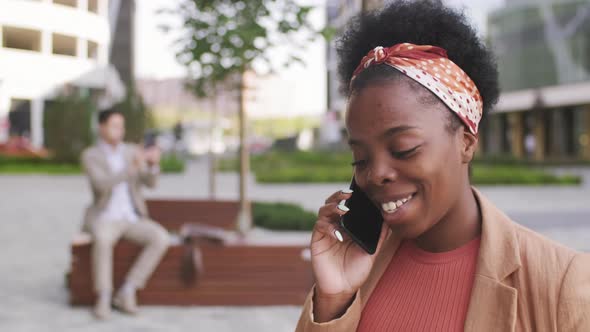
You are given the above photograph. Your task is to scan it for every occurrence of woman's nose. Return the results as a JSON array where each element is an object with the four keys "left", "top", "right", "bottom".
[{"left": 366, "top": 159, "right": 398, "bottom": 186}]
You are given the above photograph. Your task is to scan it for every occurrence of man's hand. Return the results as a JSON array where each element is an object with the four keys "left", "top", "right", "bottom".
[
  {"left": 144, "top": 146, "right": 161, "bottom": 167},
  {"left": 130, "top": 150, "right": 145, "bottom": 175}
]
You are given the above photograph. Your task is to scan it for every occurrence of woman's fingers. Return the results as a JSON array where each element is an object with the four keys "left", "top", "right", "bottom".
[
  {"left": 317, "top": 202, "right": 350, "bottom": 222},
  {"left": 315, "top": 202, "right": 350, "bottom": 242},
  {"left": 314, "top": 218, "right": 340, "bottom": 241},
  {"left": 314, "top": 217, "right": 351, "bottom": 243},
  {"left": 324, "top": 189, "right": 354, "bottom": 205},
  {"left": 312, "top": 190, "right": 356, "bottom": 244}
]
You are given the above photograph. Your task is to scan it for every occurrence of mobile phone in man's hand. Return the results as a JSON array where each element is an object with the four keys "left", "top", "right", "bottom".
[{"left": 144, "top": 133, "right": 157, "bottom": 148}]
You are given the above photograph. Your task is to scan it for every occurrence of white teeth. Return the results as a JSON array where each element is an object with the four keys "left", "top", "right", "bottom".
[
  {"left": 381, "top": 194, "right": 414, "bottom": 214},
  {"left": 381, "top": 202, "right": 396, "bottom": 213}
]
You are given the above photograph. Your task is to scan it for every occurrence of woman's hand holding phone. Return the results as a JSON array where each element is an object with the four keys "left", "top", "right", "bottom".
[{"left": 310, "top": 189, "right": 389, "bottom": 323}]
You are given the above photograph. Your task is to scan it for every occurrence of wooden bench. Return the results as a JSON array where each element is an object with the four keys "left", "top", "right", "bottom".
[
  {"left": 68, "top": 199, "right": 314, "bottom": 306},
  {"left": 146, "top": 199, "right": 240, "bottom": 232}
]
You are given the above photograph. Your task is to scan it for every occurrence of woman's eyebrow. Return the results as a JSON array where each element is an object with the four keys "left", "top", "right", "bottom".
[
  {"left": 381, "top": 125, "right": 417, "bottom": 139},
  {"left": 347, "top": 125, "right": 416, "bottom": 146}
]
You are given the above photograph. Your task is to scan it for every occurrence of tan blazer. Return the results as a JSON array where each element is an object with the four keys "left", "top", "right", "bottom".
[
  {"left": 296, "top": 189, "right": 590, "bottom": 331},
  {"left": 80, "top": 143, "right": 157, "bottom": 232}
]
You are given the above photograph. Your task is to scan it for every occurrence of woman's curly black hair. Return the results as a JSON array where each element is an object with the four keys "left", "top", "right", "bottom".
[{"left": 337, "top": 0, "right": 499, "bottom": 127}]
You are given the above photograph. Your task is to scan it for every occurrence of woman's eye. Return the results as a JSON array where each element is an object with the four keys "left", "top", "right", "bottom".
[
  {"left": 351, "top": 159, "right": 367, "bottom": 167},
  {"left": 391, "top": 146, "right": 420, "bottom": 159}
]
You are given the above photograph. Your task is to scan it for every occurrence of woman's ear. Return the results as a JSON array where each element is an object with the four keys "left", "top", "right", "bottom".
[{"left": 461, "top": 128, "right": 478, "bottom": 164}]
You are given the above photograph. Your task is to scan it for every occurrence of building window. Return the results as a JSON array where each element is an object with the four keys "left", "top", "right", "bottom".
[
  {"left": 2, "top": 26, "right": 41, "bottom": 52},
  {"left": 52, "top": 33, "right": 77, "bottom": 57},
  {"left": 9, "top": 99, "right": 31, "bottom": 137},
  {"left": 53, "top": 0, "right": 77, "bottom": 8},
  {"left": 88, "top": 0, "right": 98, "bottom": 13},
  {"left": 88, "top": 40, "right": 98, "bottom": 60}
]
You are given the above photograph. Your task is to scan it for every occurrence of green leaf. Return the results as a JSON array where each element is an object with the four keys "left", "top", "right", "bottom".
[{"left": 160, "top": 0, "right": 321, "bottom": 97}]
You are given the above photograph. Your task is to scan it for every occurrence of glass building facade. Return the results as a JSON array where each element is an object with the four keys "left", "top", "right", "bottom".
[
  {"left": 482, "top": 0, "right": 590, "bottom": 161},
  {"left": 489, "top": 0, "right": 590, "bottom": 92}
]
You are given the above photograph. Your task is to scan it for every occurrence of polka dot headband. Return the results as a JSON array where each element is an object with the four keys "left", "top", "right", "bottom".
[{"left": 350, "top": 43, "right": 483, "bottom": 134}]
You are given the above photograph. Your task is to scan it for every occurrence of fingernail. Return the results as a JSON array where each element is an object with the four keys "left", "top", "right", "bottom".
[
  {"left": 341, "top": 189, "right": 354, "bottom": 194},
  {"left": 334, "top": 230, "right": 344, "bottom": 242},
  {"left": 337, "top": 203, "right": 349, "bottom": 212}
]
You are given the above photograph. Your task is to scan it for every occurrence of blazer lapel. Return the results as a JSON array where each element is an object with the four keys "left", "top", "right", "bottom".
[
  {"left": 464, "top": 275, "right": 518, "bottom": 331},
  {"left": 92, "top": 145, "right": 111, "bottom": 173},
  {"left": 464, "top": 189, "right": 521, "bottom": 332}
]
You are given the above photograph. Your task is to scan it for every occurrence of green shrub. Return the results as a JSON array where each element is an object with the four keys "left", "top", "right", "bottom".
[
  {"left": 252, "top": 201, "right": 317, "bottom": 231},
  {"left": 219, "top": 150, "right": 582, "bottom": 185},
  {"left": 256, "top": 166, "right": 351, "bottom": 183},
  {"left": 473, "top": 154, "right": 590, "bottom": 166},
  {"left": 0, "top": 155, "right": 45, "bottom": 165},
  {"left": 160, "top": 154, "right": 185, "bottom": 173},
  {"left": 472, "top": 166, "right": 581, "bottom": 186},
  {"left": 217, "top": 157, "right": 238, "bottom": 171},
  {"left": 117, "top": 88, "right": 154, "bottom": 144},
  {"left": 43, "top": 94, "right": 94, "bottom": 163},
  {"left": 0, "top": 155, "right": 81, "bottom": 174},
  {"left": 0, "top": 154, "right": 187, "bottom": 175}
]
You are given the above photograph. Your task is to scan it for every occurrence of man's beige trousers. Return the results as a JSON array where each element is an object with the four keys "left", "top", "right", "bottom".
[{"left": 90, "top": 219, "right": 169, "bottom": 293}]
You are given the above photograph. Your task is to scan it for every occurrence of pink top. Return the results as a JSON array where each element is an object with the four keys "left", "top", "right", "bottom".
[{"left": 357, "top": 236, "right": 481, "bottom": 332}]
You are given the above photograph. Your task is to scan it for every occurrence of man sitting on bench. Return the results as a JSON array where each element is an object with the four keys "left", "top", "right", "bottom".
[{"left": 81, "top": 107, "right": 169, "bottom": 319}]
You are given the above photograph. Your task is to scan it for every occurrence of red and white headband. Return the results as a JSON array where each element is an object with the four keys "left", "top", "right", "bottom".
[{"left": 351, "top": 43, "right": 483, "bottom": 134}]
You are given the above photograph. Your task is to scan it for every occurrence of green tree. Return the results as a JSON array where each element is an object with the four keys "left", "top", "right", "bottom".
[
  {"left": 116, "top": 87, "right": 153, "bottom": 144},
  {"left": 162, "top": 0, "right": 320, "bottom": 233},
  {"left": 43, "top": 94, "right": 95, "bottom": 164}
]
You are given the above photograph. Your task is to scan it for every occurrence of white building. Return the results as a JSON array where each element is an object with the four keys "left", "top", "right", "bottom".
[{"left": 0, "top": 0, "right": 125, "bottom": 147}]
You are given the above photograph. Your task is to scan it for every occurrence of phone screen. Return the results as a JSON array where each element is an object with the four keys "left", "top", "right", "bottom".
[
  {"left": 339, "top": 177, "right": 383, "bottom": 255},
  {"left": 144, "top": 133, "right": 157, "bottom": 148}
]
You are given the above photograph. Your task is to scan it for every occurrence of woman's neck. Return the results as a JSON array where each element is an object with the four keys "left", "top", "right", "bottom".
[{"left": 414, "top": 183, "right": 482, "bottom": 253}]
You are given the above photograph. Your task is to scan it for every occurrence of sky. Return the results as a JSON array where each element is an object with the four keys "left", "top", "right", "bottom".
[
  {"left": 134, "top": 0, "right": 186, "bottom": 79},
  {"left": 134, "top": 0, "right": 506, "bottom": 80}
]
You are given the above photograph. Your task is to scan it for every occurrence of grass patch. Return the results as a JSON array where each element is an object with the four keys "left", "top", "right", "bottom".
[
  {"left": 219, "top": 151, "right": 582, "bottom": 186},
  {"left": 160, "top": 154, "right": 186, "bottom": 173},
  {"left": 473, "top": 155, "right": 590, "bottom": 167},
  {"left": 0, "top": 156, "right": 81, "bottom": 174},
  {"left": 472, "top": 166, "right": 581, "bottom": 186},
  {"left": 253, "top": 201, "right": 316, "bottom": 231},
  {"left": 0, "top": 163, "right": 81, "bottom": 174},
  {"left": 0, "top": 154, "right": 186, "bottom": 175}
]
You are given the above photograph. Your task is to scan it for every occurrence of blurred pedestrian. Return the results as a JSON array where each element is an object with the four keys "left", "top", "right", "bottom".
[
  {"left": 173, "top": 121, "right": 184, "bottom": 143},
  {"left": 525, "top": 133, "right": 536, "bottom": 158},
  {"left": 296, "top": 1, "right": 589, "bottom": 331},
  {"left": 81, "top": 107, "right": 169, "bottom": 320}
]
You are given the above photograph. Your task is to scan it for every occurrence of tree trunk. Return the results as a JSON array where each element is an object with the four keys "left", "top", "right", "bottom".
[
  {"left": 237, "top": 71, "right": 252, "bottom": 234},
  {"left": 208, "top": 88, "right": 218, "bottom": 199},
  {"left": 539, "top": 3, "right": 590, "bottom": 84}
]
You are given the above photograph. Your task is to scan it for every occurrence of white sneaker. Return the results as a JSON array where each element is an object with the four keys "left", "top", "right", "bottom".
[
  {"left": 113, "top": 289, "right": 139, "bottom": 315},
  {"left": 93, "top": 294, "right": 111, "bottom": 320}
]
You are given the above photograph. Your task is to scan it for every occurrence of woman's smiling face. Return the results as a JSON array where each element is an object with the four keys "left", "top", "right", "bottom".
[{"left": 346, "top": 81, "right": 473, "bottom": 239}]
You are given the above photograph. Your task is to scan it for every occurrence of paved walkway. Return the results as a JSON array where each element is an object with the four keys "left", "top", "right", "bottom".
[{"left": 0, "top": 159, "right": 588, "bottom": 331}]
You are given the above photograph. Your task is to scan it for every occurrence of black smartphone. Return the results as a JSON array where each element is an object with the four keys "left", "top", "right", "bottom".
[
  {"left": 339, "top": 177, "right": 383, "bottom": 255},
  {"left": 144, "top": 132, "right": 157, "bottom": 148}
]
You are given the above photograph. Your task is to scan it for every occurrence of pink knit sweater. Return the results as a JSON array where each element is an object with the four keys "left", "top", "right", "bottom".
[{"left": 357, "top": 236, "right": 481, "bottom": 331}]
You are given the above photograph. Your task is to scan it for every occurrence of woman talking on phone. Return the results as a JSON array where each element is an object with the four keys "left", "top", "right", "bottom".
[{"left": 296, "top": 1, "right": 590, "bottom": 331}]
